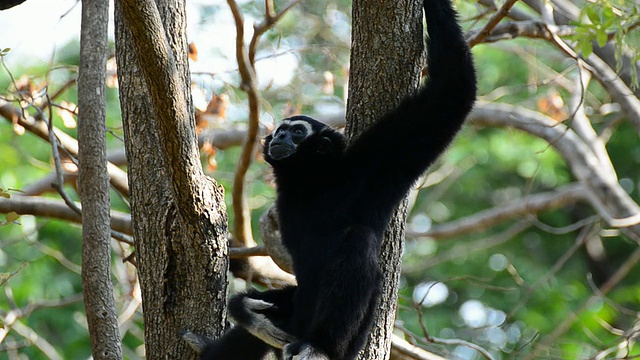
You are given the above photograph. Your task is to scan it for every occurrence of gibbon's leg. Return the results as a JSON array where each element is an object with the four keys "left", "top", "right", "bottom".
[
  {"left": 197, "top": 326, "right": 281, "bottom": 360},
  {"left": 343, "top": 292, "right": 380, "bottom": 360},
  {"left": 189, "top": 287, "right": 297, "bottom": 359},
  {"left": 228, "top": 286, "right": 298, "bottom": 349},
  {"left": 284, "top": 225, "right": 382, "bottom": 360}
]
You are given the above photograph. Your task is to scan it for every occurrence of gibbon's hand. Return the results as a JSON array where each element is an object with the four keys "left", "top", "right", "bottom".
[{"left": 284, "top": 342, "right": 330, "bottom": 360}]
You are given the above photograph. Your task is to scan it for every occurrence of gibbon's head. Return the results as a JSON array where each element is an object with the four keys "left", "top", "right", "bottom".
[{"left": 263, "top": 115, "right": 346, "bottom": 164}]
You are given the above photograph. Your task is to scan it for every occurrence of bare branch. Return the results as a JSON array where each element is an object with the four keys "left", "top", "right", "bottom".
[
  {"left": 0, "top": 195, "right": 132, "bottom": 237},
  {"left": 476, "top": 0, "right": 532, "bottom": 22},
  {"left": 0, "top": 99, "right": 130, "bottom": 196},
  {"left": 468, "top": 0, "right": 521, "bottom": 48},
  {"left": 406, "top": 221, "right": 531, "bottom": 272},
  {"left": 46, "top": 100, "right": 82, "bottom": 216},
  {"left": 412, "top": 299, "right": 495, "bottom": 360},
  {"left": 227, "top": 0, "right": 300, "bottom": 249},
  {"left": 249, "top": 0, "right": 301, "bottom": 66},
  {"left": 7, "top": 321, "right": 62, "bottom": 360},
  {"left": 584, "top": 53, "right": 640, "bottom": 134},
  {"left": 227, "top": 0, "right": 262, "bottom": 247},
  {"left": 470, "top": 102, "right": 640, "bottom": 236},
  {"left": 390, "top": 335, "right": 447, "bottom": 360},
  {"left": 0, "top": 294, "right": 82, "bottom": 358},
  {"left": 507, "top": 224, "right": 596, "bottom": 318},
  {"left": 409, "top": 183, "right": 587, "bottom": 239},
  {"left": 524, "top": 246, "right": 640, "bottom": 360},
  {"left": 228, "top": 245, "right": 269, "bottom": 258},
  {"left": 466, "top": 20, "right": 573, "bottom": 44}
]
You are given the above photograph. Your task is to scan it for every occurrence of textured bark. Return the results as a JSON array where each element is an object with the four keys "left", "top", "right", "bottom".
[
  {"left": 77, "top": 0, "right": 123, "bottom": 358},
  {"left": 114, "top": 0, "right": 229, "bottom": 358},
  {"left": 347, "top": 0, "right": 424, "bottom": 359}
]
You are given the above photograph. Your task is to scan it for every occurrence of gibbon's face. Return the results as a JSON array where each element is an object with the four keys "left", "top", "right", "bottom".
[
  {"left": 266, "top": 118, "right": 315, "bottom": 160},
  {"left": 263, "top": 115, "right": 346, "bottom": 164},
  {"left": 264, "top": 115, "right": 327, "bottom": 161}
]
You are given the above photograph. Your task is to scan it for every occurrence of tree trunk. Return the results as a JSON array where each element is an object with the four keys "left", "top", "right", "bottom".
[
  {"left": 78, "top": 0, "right": 123, "bottom": 358},
  {"left": 347, "top": 0, "right": 424, "bottom": 359},
  {"left": 114, "top": 0, "right": 229, "bottom": 358}
]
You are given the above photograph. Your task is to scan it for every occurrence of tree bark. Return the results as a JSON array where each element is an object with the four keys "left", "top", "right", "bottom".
[
  {"left": 77, "top": 0, "right": 123, "bottom": 358},
  {"left": 347, "top": 0, "right": 424, "bottom": 359},
  {"left": 114, "top": 0, "right": 229, "bottom": 358}
]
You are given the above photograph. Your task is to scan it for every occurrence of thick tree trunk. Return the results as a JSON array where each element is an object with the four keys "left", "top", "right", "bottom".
[
  {"left": 347, "top": 0, "right": 424, "bottom": 359},
  {"left": 114, "top": 0, "right": 229, "bottom": 358},
  {"left": 78, "top": 0, "right": 123, "bottom": 358}
]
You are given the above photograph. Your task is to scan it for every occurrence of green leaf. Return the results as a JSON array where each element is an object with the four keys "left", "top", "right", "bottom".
[
  {"left": 5, "top": 211, "right": 19, "bottom": 223},
  {"left": 580, "top": 41, "right": 593, "bottom": 58},
  {"left": 596, "top": 30, "right": 608, "bottom": 47},
  {"left": 586, "top": 6, "right": 601, "bottom": 25},
  {"left": 601, "top": 7, "right": 615, "bottom": 23}
]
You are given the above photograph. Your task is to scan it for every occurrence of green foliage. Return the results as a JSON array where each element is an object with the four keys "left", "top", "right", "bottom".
[{"left": 570, "top": 0, "right": 640, "bottom": 87}]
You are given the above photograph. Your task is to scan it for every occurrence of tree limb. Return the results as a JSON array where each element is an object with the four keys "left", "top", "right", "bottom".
[
  {"left": 583, "top": 53, "right": 640, "bottom": 134},
  {"left": 227, "top": 0, "right": 262, "bottom": 248},
  {"left": 466, "top": 20, "right": 573, "bottom": 44},
  {"left": 0, "top": 195, "right": 132, "bottom": 239},
  {"left": 468, "top": 0, "right": 521, "bottom": 48},
  {"left": 0, "top": 99, "right": 129, "bottom": 196},
  {"left": 408, "top": 183, "right": 587, "bottom": 239},
  {"left": 524, "top": 245, "right": 640, "bottom": 360},
  {"left": 390, "top": 335, "right": 447, "bottom": 360},
  {"left": 470, "top": 102, "right": 640, "bottom": 237}
]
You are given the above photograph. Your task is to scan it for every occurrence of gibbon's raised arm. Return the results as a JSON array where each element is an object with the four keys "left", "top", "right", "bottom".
[
  {"left": 345, "top": 0, "right": 476, "bottom": 216},
  {"left": 188, "top": 1, "right": 475, "bottom": 359}
]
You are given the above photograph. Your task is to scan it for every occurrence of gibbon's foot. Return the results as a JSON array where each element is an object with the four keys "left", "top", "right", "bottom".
[
  {"left": 283, "top": 342, "right": 330, "bottom": 360},
  {"left": 180, "top": 329, "right": 211, "bottom": 354},
  {"left": 239, "top": 297, "right": 297, "bottom": 349}
]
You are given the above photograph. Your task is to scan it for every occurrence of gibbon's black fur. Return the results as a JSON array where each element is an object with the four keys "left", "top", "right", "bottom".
[{"left": 199, "top": 0, "right": 476, "bottom": 358}]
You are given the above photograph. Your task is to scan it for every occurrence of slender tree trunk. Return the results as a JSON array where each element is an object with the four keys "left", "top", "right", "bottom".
[
  {"left": 77, "top": 0, "right": 123, "bottom": 358},
  {"left": 114, "top": 0, "right": 229, "bottom": 358},
  {"left": 347, "top": 0, "right": 424, "bottom": 359}
]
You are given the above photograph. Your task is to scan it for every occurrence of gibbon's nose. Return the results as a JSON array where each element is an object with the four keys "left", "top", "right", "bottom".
[{"left": 274, "top": 131, "right": 290, "bottom": 141}]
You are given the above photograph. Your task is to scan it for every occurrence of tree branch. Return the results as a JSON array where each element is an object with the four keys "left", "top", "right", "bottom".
[
  {"left": 468, "top": 0, "right": 521, "bottom": 48},
  {"left": 470, "top": 102, "right": 640, "bottom": 237},
  {"left": 227, "top": 0, "right": 262, "bottom": 248},
  {"left": 408, "top": 183, "right": 587, "bottom": 239},
  {"left": 466, "top": 20, "right": 573, "bottom": 44},
  {"left": 584, "top": 53, "right": 640, "bottom": 134},
  {"left": 524, "top": 245, "right": 640, "bottom": 360},
  {"left": 249, "top": 0, "right": 301, "bottom": 67},
  {"left": 390, "top": 335, "right": 447, "bottom": 360},
  {"left": 227, "top": 0, "right": 299, "bottom": 248},
  {"left": 476, "top": 0, "right": 532, "bottom": 22},
  {"left": 0, "top": 195, "right": 132, "bottom": 238},
  {"left": 0, "top": 99, "right": 129, "bottom": 196}
]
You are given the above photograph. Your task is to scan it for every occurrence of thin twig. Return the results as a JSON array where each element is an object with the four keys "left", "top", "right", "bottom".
[
  {"left": 248, "top": 0, "right": 301, "bottom": 66},
  {"left": 507, "top": 224, "right": 596, "bottom": 318},
  {"left": 414, "top": 301, "right": 495, "bottom": 360},
  {"left": 227, "top": 0, "right": 261, "bottom": 247},
  {"left": 468, "top": 0, "right": 520, "bottom": 47},
  {"left": 523, "top": 246, "right": 640, "bottom": 360},
  {"left": 44, "top": 95, "right": 82, "bottom": 216},
  {"left": 227, "top": 0, "right": 299, "bottom": 247},
  {"left": 228, "top": 245, "right": 269, "bottom": 258}
]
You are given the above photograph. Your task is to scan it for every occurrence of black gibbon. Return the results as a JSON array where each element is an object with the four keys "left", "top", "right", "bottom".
[{"left": 195, "top": 0, "right": 476, "bottom": 358}]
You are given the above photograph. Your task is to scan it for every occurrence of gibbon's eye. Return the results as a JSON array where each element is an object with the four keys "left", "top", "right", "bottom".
[{"left": 292, "top": 127, "right": 305, "bottom": 135}]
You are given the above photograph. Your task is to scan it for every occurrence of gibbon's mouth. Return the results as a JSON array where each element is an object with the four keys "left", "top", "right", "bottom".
[{"left": 268, "top": 144, "right": 295, "bottom": 160}]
